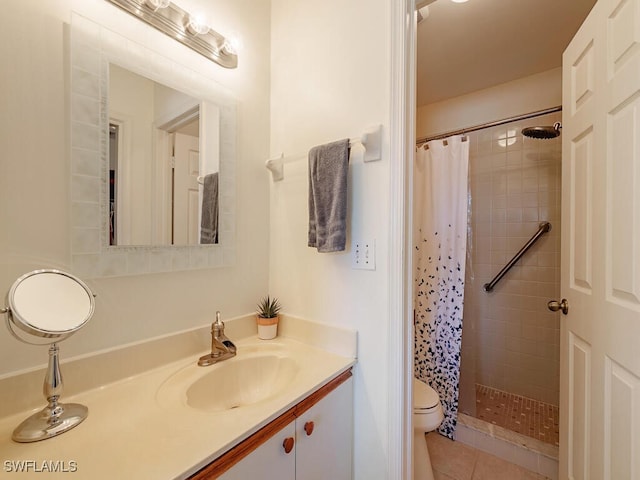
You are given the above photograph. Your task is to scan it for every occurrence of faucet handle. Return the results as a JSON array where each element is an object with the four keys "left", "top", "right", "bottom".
[{"left": 213, "top": 311, "right": 224, "bottom": 336}]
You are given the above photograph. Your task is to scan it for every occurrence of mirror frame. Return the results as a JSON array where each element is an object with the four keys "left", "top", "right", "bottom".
[{"left": 70, "top": 13, "right": 236, "bottom": 278}]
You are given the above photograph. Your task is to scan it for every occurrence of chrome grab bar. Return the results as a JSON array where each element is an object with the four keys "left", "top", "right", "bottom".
[{"left": 483, "top": 221, "right": 552, "bottom": 293}]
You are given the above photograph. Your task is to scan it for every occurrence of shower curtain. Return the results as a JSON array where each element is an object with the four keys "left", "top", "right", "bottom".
[{"left": 414, "top": 135, "right": 469, "bottom": 438}]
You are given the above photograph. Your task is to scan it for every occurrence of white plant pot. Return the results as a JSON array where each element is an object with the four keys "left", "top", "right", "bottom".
[
  {"left": 257, "top": 323, "right": 278, "bottom": 340},
  {"left": 256, "top": 315, "right": 279, "bottom": 340}
]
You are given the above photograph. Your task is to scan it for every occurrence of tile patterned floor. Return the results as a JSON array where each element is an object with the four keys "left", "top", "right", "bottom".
[
  {"left": 475, "top": 384, "right": 559, "bottom": 446},
  {"left": 426, "top": 432, "right": 550, "bottom": 480}
]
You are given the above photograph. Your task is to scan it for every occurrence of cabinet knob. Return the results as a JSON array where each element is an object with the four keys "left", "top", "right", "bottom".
[
  {"left": 283, "top": 437, "right": 295, "bottom": 454},
  {"left": 304, "top": 421, "right": 315, "bottom": 436}
]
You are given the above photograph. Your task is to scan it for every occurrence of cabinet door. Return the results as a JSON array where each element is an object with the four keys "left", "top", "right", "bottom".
[
  {"left": 295, "top": 377, "right": 353, "bottom": 480},
  {"left": 218, "top": 420, "right": 296, "bottom": 480}
]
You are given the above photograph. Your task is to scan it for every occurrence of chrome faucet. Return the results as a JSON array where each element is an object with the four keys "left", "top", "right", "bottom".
[{"left": 198, "top": 311, "right": 237, "bottom": 366}]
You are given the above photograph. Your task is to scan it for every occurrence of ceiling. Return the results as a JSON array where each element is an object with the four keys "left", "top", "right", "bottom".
[{"left": 416, "top": 0, "right": 597, "bottom": 106}]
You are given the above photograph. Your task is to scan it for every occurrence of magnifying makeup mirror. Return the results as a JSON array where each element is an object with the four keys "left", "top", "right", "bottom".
[{"left": 1, "top": 269, "right": 95, "bottom": 442}]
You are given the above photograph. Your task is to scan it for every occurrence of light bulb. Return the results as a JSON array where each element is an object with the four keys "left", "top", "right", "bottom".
[
  {"left": 145, "top": 0, "right": 170, "bottom": 10},
  {"left": 221, "top": 35, "right": 242, "bottom": 55},
  {"left": 186, "top": 15, "right": 210, "bottom": 35}
]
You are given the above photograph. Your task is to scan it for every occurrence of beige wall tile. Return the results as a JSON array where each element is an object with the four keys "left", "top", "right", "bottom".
[{"left": 461, "top": 111, "right": 561, "bottom": 409}]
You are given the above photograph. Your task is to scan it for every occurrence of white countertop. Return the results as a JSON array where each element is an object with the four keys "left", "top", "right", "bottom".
[{"left": 0, "top": 335, "right": 355, "bottom": 479}]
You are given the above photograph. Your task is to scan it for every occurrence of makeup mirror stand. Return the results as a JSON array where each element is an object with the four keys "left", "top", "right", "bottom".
[
  {"left": 2, "top": 269, "right": 96, "bottom": 442},
  {"left": 9, "top": 340, "right": 88, "bottom": 443}
]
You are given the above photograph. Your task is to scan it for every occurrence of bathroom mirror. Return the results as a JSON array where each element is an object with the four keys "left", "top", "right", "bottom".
[
  {"left": 70, "top": 13, "right": 236, "bottom": 277},
  {"left": 108, "top": 64, "right": 219, "bottom": 246}
]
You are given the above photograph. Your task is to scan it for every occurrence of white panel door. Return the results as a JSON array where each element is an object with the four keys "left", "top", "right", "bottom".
[
  {"left": 561, "top": 1, "right": 640, "bottom": 479},
  {"left": 173, "top": 132, "right": 200, "bottom": 245}
]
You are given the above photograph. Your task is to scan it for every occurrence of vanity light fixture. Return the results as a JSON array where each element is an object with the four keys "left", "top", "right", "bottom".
[
  {"left": 106, "top": 0, "right": 238, "bottom": 69},
  {"left": 451, "top": 0, "right": 469, "bottom": 3}
]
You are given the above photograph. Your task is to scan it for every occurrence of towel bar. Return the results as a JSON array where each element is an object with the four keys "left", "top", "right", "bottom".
[{"left": 266, "top": 124, "right": 382, "bottom": 181}]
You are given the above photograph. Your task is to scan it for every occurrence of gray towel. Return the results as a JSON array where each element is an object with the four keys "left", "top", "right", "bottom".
[
  {"left": 200, "top": 172, "right": 219, "bottom": 244},
  {"left": 308, "top": 139, "right": 349, "bottom": 252}
]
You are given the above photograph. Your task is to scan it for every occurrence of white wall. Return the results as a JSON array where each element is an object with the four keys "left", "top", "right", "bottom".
[
  {"left": 153, "top": 83, "right": 199, "bottom": 128},
  {"left": 416, "top": 67, "right": 562, "bottom": 140},
  {"left": 0, "top": 0, "right": 271, "bottom": 376},
  {"left": 1, "top": 1, "right": 401, "bottom": 477},
  {"left": 270, "top": 1, "right": 392, "bottom": 478}
]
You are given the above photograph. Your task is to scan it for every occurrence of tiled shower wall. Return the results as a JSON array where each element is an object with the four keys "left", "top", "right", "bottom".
[{"left": 458, "top": 112, "right": 562, "bottom": 414}]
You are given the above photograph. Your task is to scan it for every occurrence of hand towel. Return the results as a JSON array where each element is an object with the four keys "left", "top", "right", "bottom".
[
  {"left": 200, "top": 172, "right": 219, "bottom": 244},
  {"left": 308, "top": 139, "right": 350, "bottom": 252}
]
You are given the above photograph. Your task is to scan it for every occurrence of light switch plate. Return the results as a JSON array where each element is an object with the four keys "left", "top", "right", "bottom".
[{"left": 352, "top": 239, "right": 375, "bottom": 270}]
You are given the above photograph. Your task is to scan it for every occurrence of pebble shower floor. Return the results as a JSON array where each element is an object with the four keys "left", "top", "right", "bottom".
[{"left": 475, "top": 384, "right": 559, "bottom": 446}]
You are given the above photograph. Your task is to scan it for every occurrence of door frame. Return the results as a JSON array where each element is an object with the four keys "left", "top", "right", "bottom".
[
  {"left": 389, "top": 0, "right": 416, "bottom": 478},
  {"left": 108, "top": 112, "right": 133, "bottom": 245}
]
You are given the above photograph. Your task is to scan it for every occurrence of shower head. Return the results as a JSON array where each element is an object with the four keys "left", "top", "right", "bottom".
[{"left": 521, "top": 122, "right": 562, "bottom": 139}]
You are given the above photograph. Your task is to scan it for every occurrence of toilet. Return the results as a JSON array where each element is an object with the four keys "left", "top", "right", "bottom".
[{"left": 413, "top": 377, "right": 444, "bottom": 480}]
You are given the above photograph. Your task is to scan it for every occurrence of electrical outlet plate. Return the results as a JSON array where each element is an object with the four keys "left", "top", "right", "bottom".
[{"left": 352, "top": 239, "right": 375, "bottom": 270}]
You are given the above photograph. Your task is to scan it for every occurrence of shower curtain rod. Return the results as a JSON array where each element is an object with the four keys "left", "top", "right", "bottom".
[{"left": 416, "top": 106, "right": 562, "bottom": 145}]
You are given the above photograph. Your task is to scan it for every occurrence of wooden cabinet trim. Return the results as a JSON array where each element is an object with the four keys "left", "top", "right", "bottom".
[{"left": 189, "top": 368, "right": 352, "bottom": 479}]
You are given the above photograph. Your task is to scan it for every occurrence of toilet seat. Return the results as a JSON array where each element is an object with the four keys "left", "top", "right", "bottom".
[
  {"left": 415, "top": 404, "right": 440, "bottom": 415},
  {"left": 413, "top": 378, "right": 440, "bottom": 410}
]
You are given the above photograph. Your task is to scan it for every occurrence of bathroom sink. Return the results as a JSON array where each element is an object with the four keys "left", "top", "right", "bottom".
[
  {"left": 187, "top": 355, "right": 297, "bottom": 411},
  {"left": 157, "top": 346, "right": 299, "bottom": 413}
]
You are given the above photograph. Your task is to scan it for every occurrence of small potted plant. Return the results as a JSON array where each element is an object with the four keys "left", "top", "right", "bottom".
[{"left": 256, "top": 296, "right": 282, "bottom": 340}]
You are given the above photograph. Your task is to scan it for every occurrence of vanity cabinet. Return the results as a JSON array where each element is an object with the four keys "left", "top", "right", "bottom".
[
  {"left": 294, "top": 376, "right": 353, "bottom": 479},
  {"left": 218, "top": 421, "right": 296, "bottom": 479},
  {"left": 191, "top": 370, "right": 353, "bottom": 480}
]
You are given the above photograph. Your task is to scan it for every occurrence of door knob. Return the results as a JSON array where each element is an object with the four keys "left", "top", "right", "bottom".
[{"left": 547, "top": 299, "right": 569, "bottom": 315}]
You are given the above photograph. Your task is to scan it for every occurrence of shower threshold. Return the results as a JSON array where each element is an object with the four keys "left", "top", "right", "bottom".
[
  {"left": 475, "top": 384, "right": 559, "bottom": 447},
  {"left": 456, "top": 412, "right": 559, "bottom": 476}
]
